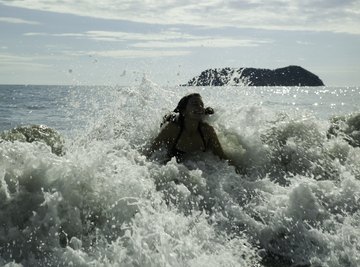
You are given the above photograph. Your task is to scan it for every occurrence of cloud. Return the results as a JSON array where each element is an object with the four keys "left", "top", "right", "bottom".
[
  {"left": 86, "top": 30, "right": 198, "bottom": 42},
  {"left": 24, "top": 30, "right": 272, "bottom": 49},
  {"left": 0, "top": 53, "right": 34, "bottom": 62},
  {"left": 296, "top": 40, "right": 313, "bottom": 45},
  {"left": 24, "top": 32, "right": 85, "bottom": 38},
  {"left": 0, "top": 52, "right": 71, "bottom": 64},
  {"left": 24, "top": 30, "right": 200, "bottom": 42},
  {"left": 0, "top": 53, "right": 50, "bottom": 70},
  {"left": 132, "top": 39, "right": 269, "bottom": 48},
  {"left": 1, "top": 0, "right": 360, "bottom": 34},
  {"left": 0, "top": 16, "right": 40, "bottom": 25},
  {"left": 23, "top": 29, "right": 271, "bottom": 60},
  {"left": 87, "top": 31, "right": 271, "bottom": 48},
  {"left": 66, "top": 49, "right": 192, "bottom": 59}
]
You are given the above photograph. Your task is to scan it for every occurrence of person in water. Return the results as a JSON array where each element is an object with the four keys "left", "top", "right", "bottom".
[{"left": 147, "top": 93, "right": 236, "bottom": 168}]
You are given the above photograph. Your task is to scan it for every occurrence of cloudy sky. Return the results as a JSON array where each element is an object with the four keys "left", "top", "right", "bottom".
[{"left": 1, "top": 0, "right": 359, "bottom": 86}]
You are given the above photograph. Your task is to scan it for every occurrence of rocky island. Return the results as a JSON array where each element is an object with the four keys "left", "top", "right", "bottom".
[{"left": 183, "top": 65, "right": 324, "bottom": 86}]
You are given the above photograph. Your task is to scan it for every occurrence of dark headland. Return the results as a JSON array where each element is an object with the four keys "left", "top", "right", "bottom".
[{"left": 183, "top": 65, "right": 324, "bottom": 86}]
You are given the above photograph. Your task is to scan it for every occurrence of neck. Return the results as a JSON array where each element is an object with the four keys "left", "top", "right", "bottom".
[{"left": 183, "top": 117, "right": 200, "bottom": 133}]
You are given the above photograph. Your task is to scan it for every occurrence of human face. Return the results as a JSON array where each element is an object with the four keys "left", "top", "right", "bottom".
[{"left": 184, "top": 95, "right": 205, "bottom": 121}]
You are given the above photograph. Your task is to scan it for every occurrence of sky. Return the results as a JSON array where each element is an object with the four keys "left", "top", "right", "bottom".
[{"left": 0, "top": 0, "right": 360, "bottom": 86}]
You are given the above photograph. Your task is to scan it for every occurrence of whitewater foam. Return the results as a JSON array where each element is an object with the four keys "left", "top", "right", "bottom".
[{"left": 0, "top": 83, "right": 360, "bottom": 266}]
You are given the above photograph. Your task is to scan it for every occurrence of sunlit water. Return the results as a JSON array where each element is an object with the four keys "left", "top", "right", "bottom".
[{"left": 0, "top": 82, "right": 360, "bottom": 267}]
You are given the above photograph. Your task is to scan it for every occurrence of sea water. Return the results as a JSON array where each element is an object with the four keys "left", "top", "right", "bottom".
[{"left": 0, "top": 81, "right": 359, "bottom": 267}]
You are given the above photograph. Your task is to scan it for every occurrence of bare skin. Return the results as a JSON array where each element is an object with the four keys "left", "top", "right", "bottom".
[{"left": 147, "top": 95, "right": 231, "bottom": 162}]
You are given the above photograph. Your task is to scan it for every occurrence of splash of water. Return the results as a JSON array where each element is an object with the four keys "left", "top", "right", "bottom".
[{"left": 1, "top": 83, "right": 360, "bottom": 266}]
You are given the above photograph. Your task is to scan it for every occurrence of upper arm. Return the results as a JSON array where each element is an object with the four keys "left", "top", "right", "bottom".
[
  {"left": 203, "top": 124, "right": 227, "bottom": 160},
  {"left": 202, "top": 123, "right": 240, "bottom": 172}
]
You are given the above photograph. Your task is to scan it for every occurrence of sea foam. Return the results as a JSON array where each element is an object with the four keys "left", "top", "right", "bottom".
[{"left": 1, "top": 82, "right": 359, "bottom": 266}]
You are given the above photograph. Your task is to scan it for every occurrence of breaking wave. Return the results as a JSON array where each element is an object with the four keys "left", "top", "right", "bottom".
[{"left": 1, "top": 82, "right": 360, "bottom": 266}]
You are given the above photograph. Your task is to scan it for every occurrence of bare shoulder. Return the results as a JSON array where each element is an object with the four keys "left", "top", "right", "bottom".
[
  {"left": 159, "top": 121, "right": 181, "bottom": 140},
  {"left": 162, "top": 121, "right": 181, "bottom": 133},
  {"left": 149, "top": 121, "right": 181, "bottom": 153}
]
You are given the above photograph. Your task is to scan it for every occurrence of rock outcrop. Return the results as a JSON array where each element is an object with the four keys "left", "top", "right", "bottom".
[
  {"left": 0, "top": 124, "right": 65, "bottom": 156},
  {"left": 183, "top": 65, "right": 324, "bottom": 86}
]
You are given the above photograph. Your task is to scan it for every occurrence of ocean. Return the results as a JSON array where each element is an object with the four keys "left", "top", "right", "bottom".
[{"left": 0, "top": 81, "right": 359, "bottom": 267}]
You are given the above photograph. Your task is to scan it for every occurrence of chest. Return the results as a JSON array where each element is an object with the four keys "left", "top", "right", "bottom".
[{"left": 174, "top": 131, "right": 206, "bottom": 152}]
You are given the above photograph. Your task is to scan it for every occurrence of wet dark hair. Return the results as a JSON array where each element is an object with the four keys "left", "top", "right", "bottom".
[
  {"left": 174, "top": 93, "right": 199, "bottom": 114},
  {"left": 161, "top": 93, "right": 214, "bottom": 127},
  {"left": 174, "top": 93, "right": 214, "bottom": 115}
]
